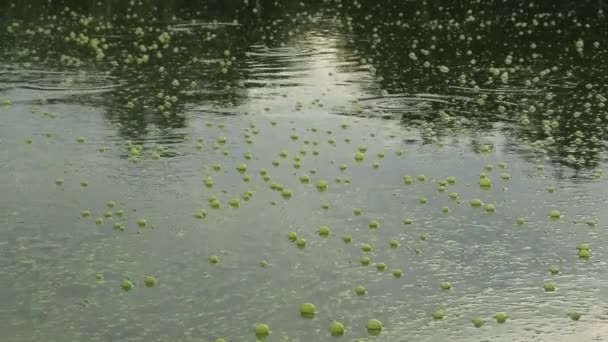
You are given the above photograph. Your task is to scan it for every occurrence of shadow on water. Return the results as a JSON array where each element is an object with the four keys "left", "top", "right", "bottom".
[{"left": 1, "top": 0, "right": 608, "bottom": 169}]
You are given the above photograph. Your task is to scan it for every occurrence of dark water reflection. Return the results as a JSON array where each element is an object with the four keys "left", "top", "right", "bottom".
[{"left": 1, "top": 0, "right": 607, "bottom": 166}]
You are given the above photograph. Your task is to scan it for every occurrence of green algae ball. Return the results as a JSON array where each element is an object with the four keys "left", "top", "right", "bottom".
[
  {"left": 321, "top": 202, "right": 330, "bottom": 209},
  {"left": 318, "top": 225, "right": 331, "bottom": 236},
  {"left": 368, "top": 220, "right": 379, "bottom": 229},
  {"left": 342, "top": 234, "right": 352, "bottom": 243},
  {"left": 417, "top": 174, "right": 427, "bottom": 182},
  {"left": 81, "top": 181, "right": 89, "bottom": 187},
  {"left": 81, "top": 210, "right": 91, "bottom": 218},
  {"left": 516, "top": 217, "right": 526, "bottom": 225},
  {"left": 438, "top": 185, "right": 446, "bottom": 192},
  {"left": 403, "top": 175, "right": 413, "bottom": 184},
  {"left": 55, "top": 178, "right": 63, "bottom": 185},
  {"left": 501, "top": 173, "right": 512, "bottom": 180},
  {"left": 210, "top": 199, "right": 220, "bottom": 208},
  {"left": 568, "top": 311, "right": 581, "bottom": 321},
  {"left": 137, "top": 219, "right": 147, "bottom": 227},
  {"left": 367, "top": 319, "right": 382, "bottom": 331},
  {"left": 300, "top": 302, "right": 316, "bottom": 316},
  {"left": 76, "top": 137, "right": 86, "bottom": 143},
  {"left": 470, "top": 198, "right": 483, "bottom": 207},
  {"left": 213, "top": 163, "right": 222, "bottom": 171},
  {"left": 144, "top": 276, "right": 156, "bottom": 287},
  {"left": 549, "top": 210, "right": 561, "bottom": 219},
  {"left": 229, "top": 198, "right": 240, "bottom": 207},
  {"left": 281, "top": 189, "right": 293, "bottom": 198},
  {"left": 216, "top": 339, "right": 226, "bottom": 342},
  {"left": 479, "top": 177, "right": 492, "bottom": 188},
  {"left": 354, "top": 152, "right": 365, "bottom": 161},
  {"left": 577, "top": 243, "right": 590, "bottom": 251},
  {"left": 272, "top": 160, "right": 280, "bottom": 166},
  {"left": 578, "top": 249, "right": 590, "bottom": 258},
  {"left": 376, "top": 262, "right": 386, "bottom": 271},
  {"left": 544, "top": 282, "right": 556, "bottom": 291},
  {"left": 432, "top": 311, "right": 444, "bottom": 320},
  {"left": 255, "top": 323, "right": 270, "bottom": 337},
  {"left": 440, "top": 282, "right": 452, "bottom": 290},
  {"left": 287, "top": 231, "right": 298, "bottom": 241},
  {"left": 113, "top": 223, "right": 124, "bottom": 230},
  {"left": 403, "top": 218, "right": 413, "bottom": 225},
  {"left": 448, "top": 192, "right": 458, "bottom": 199},
  {"left": 355, "top": 285, "right": 366, "bottom": 295},
  {"left": 359, "top": 145, "right": 368, "bottom": 153},
  {"left": 441, "top": 206, "right": 450, "bottom": 213},
  {"left": 106, "top": 201, "right": 116, "bottom": 208},
  {"left": 392, "top": 269, "right": 403, "bottom": 277},
  {"left": 485, "top": 203, "right": 496, "bottom": 212},
  {"left": 95, "top": 218, "right": 104, "bottom": 225},
  {"left": 115, "top": 209, "right": 124, "bottom": 216},
  {"left": 361, "top": 256, "right": 371, "bottom": 265},
  {"left": 236, "top": 164, "right": 247, "bottom": 172},
  {"left": 209, "top": 255, "right": 219, "bottom": 264},
  {"left": 104, "top": 211, "right": 113, "bottom": 218},
  {"left": 361, "top": 243, "right": 373, "bottom": 252},
  {"left": 354, "top": 208, "right": 362, "bottom": 215},
  {"left": 329, "top": 321, "right": 345, "bottom": 336},
  {"left": 316, "top": 180, "right": 328, "bottom": 191},
  {"left": 299, "top": 175, "right": 310, "bottom": 183},
  {"left": 494, "top": 312, "right": 508, "bottom": 323},
  {"left": 195, "top": 209, "right": 207, "bottom": 219},
  {"left": 390, "top": 239, "right": 399, "bottom": 248},
  {"left": 296, "top": 238, "right": 307, "bottom": 248},
  {"left": 372, "top": 162, "right": 380, "bottom": 169},
  {"left": 549, "top": 266, "right": 560, "bottom": 275},
  {"left": 419, "top": 197, "right": 428, "bottom": 204},
  {"left": 121, "top": 279, "right": 134, "bottom": 291},
  {"left": 480, "top": 145, "right": 491, "bottom": 152},
  {"left": 471, "top": 317, "right": 485, "bottom": 327}
]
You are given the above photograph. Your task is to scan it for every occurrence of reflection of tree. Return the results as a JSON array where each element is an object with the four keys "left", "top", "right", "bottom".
[
  {"left": 335, "top": 0, "right": 608, "bottom": 169},
  {"left": 0, "top": 0, "right": 323, "bottom": 139}
]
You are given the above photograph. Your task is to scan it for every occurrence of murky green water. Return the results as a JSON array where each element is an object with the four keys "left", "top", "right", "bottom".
[{"left": 2, "top": 1, "right": 608, "bottom": 341}]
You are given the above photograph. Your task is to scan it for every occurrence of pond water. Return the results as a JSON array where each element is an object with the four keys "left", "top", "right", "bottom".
[{"left": 1, "top": 1, "right": 608, "bottom": 341}]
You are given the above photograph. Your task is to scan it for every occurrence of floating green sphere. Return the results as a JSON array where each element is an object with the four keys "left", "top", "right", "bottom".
[
  {"left": 216, "top": 339, "right": 226, "bottom": 342},
  {"left": 316, "top": 180, "right": 328, "bottom": 191},
  {"left": 121, "top": 279, "right": 134, "bottom": 291},
  {"left": 432, "top": 311, "right": 444, "bottom": 320},
  {"left": 296, "top": 238, "right": 307, "bottom": 248},
  {"left": 209, "top": 255, "right": 219, "bottom": 264},
  {"left": 448, "top": 192, "right": 458, "bottom": 199},
  {"left": 287, "top": 231, "right": 298, "bottom": 241},
  {"left": 95, "top": 218, "right": 104, "bottom": 225},
  {"left": 106, "top": 201, "right": 116, "bottom": 208},
  {"left": 144, "top": 276, "right": 156, "bottom": 287},
  {"left": 577, "top": 243, "right": 590, "bottom": 251},
  {"left": 471, "top": 317, "right": 485, "bottom": 327},
  {"left": 568, "top": 311, "right": 581, "bottom": 321},
  {"left": 403, "top": 175, "right": 413, "bottom": 184},
  {"left": 255, "top": 323, "right": 270, "bottom": 336},
  {"left": 417, "top": 174, "right": 427, "bottom": 182},
  {"left": 354, "top": 208, "right": 362, "bottom": 215},
  {"left": 300, "top": 302, "right": 316, "bottom": 316},
  {"left": 516, "top": 217, "right": 526, "bottom": 225},
  {"left": 361, "top": 243, "right": 373, "bottom": 252},
  {"left": 549, "top": 266, "right": 560, "bottom": 275},
  {"left": 342, "top": 234, "right": 352, "bottom": 243},
  {"left": 376, "top": 262, "right": 386, "bottom": 271},
  {"left": 441, "top": 206, "right": 450, "bottom": 213},
  {"left": 236, "top": 163, "right": 247, "bottom": 172},
  {"left": 479, "top": 177, "right": 492, "bottom": 188},
  {"left": 299, "top": 175, "right": 310, "bottom": 183},
  {"left": 318, "top": 225, "right": 331, "bottom": 236},
  {"left": 549, "top": 210, "right": 561, "bottom": 219},
  {"left": 485, "top": 203, "right": 496, "bottom": 212},
  {"left": 367, "top": 319, "right": 382, "bottom": 331},
  {"left": 441, "top": 282, "right": 452, "bottom": 290},
  {"left": 368, "top": 220, "right": 379, "bottom": 229},
  {"left": 355, "top": 285, "right": 366, "bottom": 295},
  {"left": 494, "top": 312, "right": 508, "bottom": 323},
  {"left": 403, "top": 218, "right": 413, "bottom": 225},
  {"left": 392, "top": 269, "right": 403, "bottom": 277},
  {"left": 81, "top": 210, "right": 91, "bottom": 218},
  {"left": 360, "top": 256, "right": 371, "bottom": 265},
  {"left": 137, "top": 219, "right": 147, "bottom": 227},
  {"left": 390, "top": 239, "right": 399, "bottom": 248},
  {"left": 578, "top": 249, "right": 590, "bottom": 258},
  {"left": 419, "top": 197, "right": 428, "bottom": 204},
  {"left": 96, "top": 273, "right": 104, "bottom": 281},
  {"left": 329, "top": 321, "right": 345, "bottom": 336},
  {"left": 470, "top": 198, "right": 483, "bottom": 207},
  {"left": 544, "top": 282, "right": 556, "bottom": 291}
]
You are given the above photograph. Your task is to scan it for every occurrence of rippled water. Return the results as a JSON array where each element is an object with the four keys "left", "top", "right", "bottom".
[{"left": 1, "top": 1, "right": 608, "bottom": 341}]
